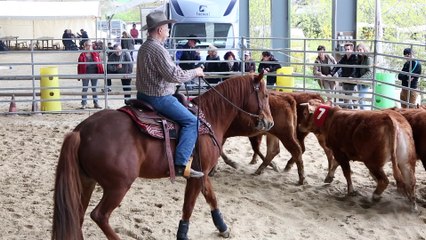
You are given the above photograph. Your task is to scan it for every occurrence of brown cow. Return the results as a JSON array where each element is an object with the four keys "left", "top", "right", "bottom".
[
  {"left": 390, "top": 107, "right": 426, "bottom": 170},
  {"left": 221, "top": 92, "right": 337, "bottom": 183},
  {"left": 221, "top": 91, "right": 306, "bottom": 184},
  {"left": 298, "top": 100, "right": 417, "bottom": 210}
]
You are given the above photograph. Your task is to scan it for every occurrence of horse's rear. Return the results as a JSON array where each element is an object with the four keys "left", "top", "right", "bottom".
[{"left": 52, "top": 109, "right": 181, "bottom": 239}]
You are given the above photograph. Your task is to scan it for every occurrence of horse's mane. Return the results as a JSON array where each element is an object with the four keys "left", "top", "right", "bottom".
[{"left": 193, "top": 74, "right": 254, "bottom": 119}]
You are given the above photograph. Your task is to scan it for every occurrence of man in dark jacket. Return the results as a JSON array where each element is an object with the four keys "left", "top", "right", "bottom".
[
  {"left": 398, "top": 48, "right": 422, "bottom": 108},
  {"left": 77, "top": 29, "right": 89, "bottom": 50},
  {"left": 176, "top": 34, "right": 201, "bottom": 70},
  {"left": 106, "top": 44, "right": 133, "bottom": 101},
  {"left": 330, "top": 43, "right": 358, "bottom": 108}
]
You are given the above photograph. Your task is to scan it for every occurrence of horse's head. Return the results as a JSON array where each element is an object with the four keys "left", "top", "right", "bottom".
[{"left": 247, "top": 72, "right": 274, "bottom": 131}]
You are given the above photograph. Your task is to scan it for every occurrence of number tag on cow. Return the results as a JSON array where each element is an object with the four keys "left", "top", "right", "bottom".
[{"left": 313, "top": 105, "right": 331, "bottom": 127}]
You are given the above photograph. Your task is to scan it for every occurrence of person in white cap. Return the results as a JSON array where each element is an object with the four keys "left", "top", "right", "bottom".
[{"left": 136, "top": 11, "right": 205, "bottom": 178}]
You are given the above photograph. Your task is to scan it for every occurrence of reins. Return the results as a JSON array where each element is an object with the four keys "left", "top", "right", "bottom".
[{"left": 197, "top": 76, "right": 263, "bottom": 120}]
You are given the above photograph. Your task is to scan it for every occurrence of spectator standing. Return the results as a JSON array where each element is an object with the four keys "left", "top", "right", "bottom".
[
  {"left": 313, "top": 45, "right": 337, "bottom": 101},
  {"left": 204, "top": 45, "right": 222, "bottom": 84},
  {"left": 121, "top": 31, "right": 135, "bottom": 61},
  {"left": 330, "top": 43, "right": 358, "bottom": 108},
  {"left": 176, "top": 34, "right": 201, "bottom": 70},
  {"left": 77, "top": 29, "right": 89, "bottom": 50},
  {"left": 355, "top": 43, "right": 373, "bottom": 110},
  {"left": 257, "top": 51, "right": 281, "bottom": 85},
  {"left": 243, "top": 51, "right": 256, "bottom": 73},
  {"left": 130, "top": 23, "right": 142, "bottom": 45},
  {"left": 107, "top": 44, "right": 133, "bottom": 101},
  {"left": 398, "top": 48, "right": 422, "bottom": 108},
  {"left": 136, "top": 11, "right": 205, "bottom": 178},
  {"left": 77, "top": 41, "right": 103, "bottom": 109}
]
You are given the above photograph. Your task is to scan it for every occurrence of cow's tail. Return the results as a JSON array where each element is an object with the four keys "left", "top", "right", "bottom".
[
  {"left": 389, "top": 116, "right": 405, "bottom": 190},
  {"left": 389, "top": 115, "right": 417, "bottom": 211},
  {"left": 52, "top": 132, "right": 83, "bottom": 240}
]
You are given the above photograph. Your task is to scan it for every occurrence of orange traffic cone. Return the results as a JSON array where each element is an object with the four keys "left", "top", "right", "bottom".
[{"left": 8, "top": 95, "right": 17, "bottom": 113}]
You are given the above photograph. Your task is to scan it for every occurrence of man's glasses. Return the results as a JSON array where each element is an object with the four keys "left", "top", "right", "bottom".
[{"left": 344, "top": 48, "right": 351, "bottom": 51}]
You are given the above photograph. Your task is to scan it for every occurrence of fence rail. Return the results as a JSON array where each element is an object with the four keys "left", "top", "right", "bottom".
[{"left": 0, "top": 37, "right": 425, "bottom": 114}]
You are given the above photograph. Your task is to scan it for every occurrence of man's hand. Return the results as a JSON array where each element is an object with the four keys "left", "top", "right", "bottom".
[{"left": 195, "top": 67, "right": 205, "bottom": 77}]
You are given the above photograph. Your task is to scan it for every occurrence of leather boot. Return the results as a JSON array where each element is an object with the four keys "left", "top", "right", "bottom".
[{"left": 175, "top": 165, "right": 204, "bottom": 178}]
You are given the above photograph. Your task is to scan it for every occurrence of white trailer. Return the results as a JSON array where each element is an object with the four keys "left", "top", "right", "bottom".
[
  {"left": 143, "top": 0, "right": 240, "bottom": 53},
  {"left": 167, "top": 0, "right": 239, "bottom": 50}
]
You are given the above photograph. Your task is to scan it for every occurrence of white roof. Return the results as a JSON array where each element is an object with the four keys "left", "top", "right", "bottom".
[{"left": 0, "top": 1, "right": 100, "bottom": 19}]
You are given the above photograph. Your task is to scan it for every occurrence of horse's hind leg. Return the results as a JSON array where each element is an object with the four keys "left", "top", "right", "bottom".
[
  {"left": 254, "top": 135, "right": 280, "bottom": 175},
  {"left": 178, "top": 177, "right": 229, "bottom": 240},
  {"left": 201, "top": 177, "right": 229, "bottom": 238},
  {"left": 248, "top": 135, "right": 263, "bottom": 164},
  {"left": 219, "top": 138, "right": 239, "bottom": 170},
  {"left": 90, "top": 186, "right": 130, "bottom": 240},
  {"left": 284, "top": 131, "right": 307, "bottom": 170},
  {"left": 80, "top": 174, "right": 96, "bottom": 226}
]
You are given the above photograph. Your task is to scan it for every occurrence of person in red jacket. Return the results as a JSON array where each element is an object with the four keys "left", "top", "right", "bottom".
[{"left": 77, "top": 41, "right": 104, "bottom": 109}]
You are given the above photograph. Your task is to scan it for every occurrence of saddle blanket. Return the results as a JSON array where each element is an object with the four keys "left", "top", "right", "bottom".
[{"left": 118, "top": 106, "right": 212, "bottom": 140}]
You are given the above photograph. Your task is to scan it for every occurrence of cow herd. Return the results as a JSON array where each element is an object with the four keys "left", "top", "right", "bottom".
[{"left": 222, "top": 91, "right": 426, "bottom": 212}]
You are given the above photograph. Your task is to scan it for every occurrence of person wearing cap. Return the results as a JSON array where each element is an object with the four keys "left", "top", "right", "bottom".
[
  {"left": 398, "top": 48, "right": 422, "bottom": 108},
  {"left": 176, "top": 34, "right": 201, "bottom": 70},
  {"left": 136, "top": 11, "right": 205, "bottom": 178}
]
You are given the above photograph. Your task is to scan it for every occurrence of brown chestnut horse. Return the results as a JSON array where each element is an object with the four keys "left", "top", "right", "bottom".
[{"left": 52, "top": 74, "right": 274, "bottom": 240}]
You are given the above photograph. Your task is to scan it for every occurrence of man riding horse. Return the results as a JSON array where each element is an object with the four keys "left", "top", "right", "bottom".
[{"left": 136, "top": 11, "right": 205, "bottom": 178}]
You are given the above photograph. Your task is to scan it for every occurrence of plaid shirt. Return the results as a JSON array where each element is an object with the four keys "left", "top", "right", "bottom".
[{"left": 136, "top": 37, "right": 197, "bottom": 96}]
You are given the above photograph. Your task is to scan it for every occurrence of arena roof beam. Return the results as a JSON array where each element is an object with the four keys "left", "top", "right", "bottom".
[
  {"left": 332, "top": 0, "right": 357, "bottom": 53},
  {"left": 271, "top": 0, "right": 290, "bottom": 63}
]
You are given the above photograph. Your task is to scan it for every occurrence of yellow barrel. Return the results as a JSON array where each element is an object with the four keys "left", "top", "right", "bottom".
[
  {"left": 276, "top": 67, "right": 294, "bottom": 92},
  {"left": 40, "top": 67, "right": 62, "bottom": 111}
]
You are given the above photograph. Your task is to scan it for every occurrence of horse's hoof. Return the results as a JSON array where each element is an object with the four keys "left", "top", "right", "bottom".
[
  {"left": 219, "top": 228, "right": 231, "bottom": 238},
  {"left": 323, "top": 176, "right": 334, "bottom": 184},
  {"left": 347, "top": 191, "right": 358, "bottom": 197},
  {"left": 229, "top": 163, "right": 239, "bottom": 169},
  {"left": 411, "top": 203, "right": 419, "bottom": 214},
  {"left": 253, "top": 169, "right": 263, "bottom": 175},
  {"left": 271, "top": 164, "right": 279, "bottom": 172},
  {"left": 284, "top": 163, "right": 293, "bottom": 172},
  {"left": 249, "top": 160, "right": 257, "bottom": 165},
  {"left": 372, "top": 193, "right": 382, "bottom": 202}
]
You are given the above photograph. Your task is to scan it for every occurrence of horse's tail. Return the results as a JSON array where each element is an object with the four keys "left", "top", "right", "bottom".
[{"left": 52, "top": 131, "right": 82, "bottom": 240}]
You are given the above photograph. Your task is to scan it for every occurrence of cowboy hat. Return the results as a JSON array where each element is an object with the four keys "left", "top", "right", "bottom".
[
  {"left": 187, "top": 34, "right": 201, "bottom": 43},
  {"left": 141, "top": 11, "right": 176, "bottom": 31}
]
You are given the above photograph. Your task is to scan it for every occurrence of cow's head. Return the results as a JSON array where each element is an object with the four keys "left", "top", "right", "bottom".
[{"left": 298, "top": 99, "right": 332, "bottom": 133}]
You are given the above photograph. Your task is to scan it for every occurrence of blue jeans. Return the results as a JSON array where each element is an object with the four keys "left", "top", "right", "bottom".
[
  {"left": 358, "top": 85, "right": 370, "bottom": 110},
  {"left": 137, "top": 92, "right": 198, "bottom": 166},
  {"left": 81, "top": 79, "right": 98, "bottom": 105}
]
